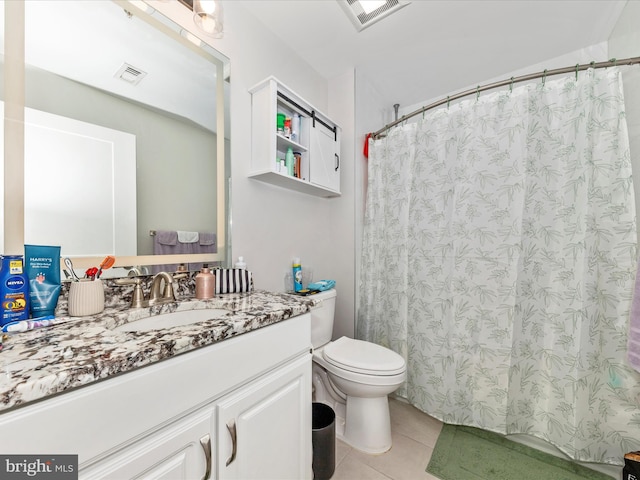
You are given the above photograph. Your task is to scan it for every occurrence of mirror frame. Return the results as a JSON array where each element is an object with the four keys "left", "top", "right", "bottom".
[{"left": 3, "top": 0, "right": 230, "bottom": 272}]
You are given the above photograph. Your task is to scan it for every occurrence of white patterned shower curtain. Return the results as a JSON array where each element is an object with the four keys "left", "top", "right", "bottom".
[{"left": 358, "top": 68, "right": 640, "bottom": 465}]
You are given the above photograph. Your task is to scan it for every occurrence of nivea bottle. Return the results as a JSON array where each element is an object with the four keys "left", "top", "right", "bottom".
[{"left": 0, "top": 255, "right": 30, "bottom": 326}]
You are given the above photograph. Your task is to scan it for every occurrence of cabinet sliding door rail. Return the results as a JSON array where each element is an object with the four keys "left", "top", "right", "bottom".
[{"left": 277, "top": 91, "right": 337, "bottom": 141}]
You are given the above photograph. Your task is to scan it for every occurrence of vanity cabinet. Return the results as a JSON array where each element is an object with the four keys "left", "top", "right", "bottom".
[
  {"left": 249, "top": 76, "right": 341, "bottom": 197},
  {"left": 218, "top": 355, "right": 309, "bottom": 480},
  {"left": 0, "top": 314, "right": 312, "bottom": 480},
  {"left": 82, "top": 408, "right": 214, "bottom": 479}
]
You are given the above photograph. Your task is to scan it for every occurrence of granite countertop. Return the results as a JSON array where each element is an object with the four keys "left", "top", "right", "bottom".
[{"left": 0, "top": 290, "right": 317, "bottom": 413}]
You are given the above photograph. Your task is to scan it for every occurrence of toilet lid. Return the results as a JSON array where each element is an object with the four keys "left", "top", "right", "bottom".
[{"left": 322, "top": 337, "right": 406, "bottom": 376}]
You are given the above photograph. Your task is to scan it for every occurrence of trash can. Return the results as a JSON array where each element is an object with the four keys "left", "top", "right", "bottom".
[
  {"left": 624, "top": 451, "right": 640, "bottom": 480},
  {"left": 312, "top": 402, "right": 335, "bottom": 480}
]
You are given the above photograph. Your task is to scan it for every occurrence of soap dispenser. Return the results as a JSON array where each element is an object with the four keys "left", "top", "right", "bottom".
[
  {"left": 235, "top": 257, "right": 247, "bottom": 269},
  {"left": 195, "top": 267, "right": 215, "bottom": 299}
]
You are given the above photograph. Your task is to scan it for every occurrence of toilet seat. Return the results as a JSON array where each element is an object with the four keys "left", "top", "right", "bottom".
[{"left": 323, "top": 337, "right": 405, "bottom": 376}]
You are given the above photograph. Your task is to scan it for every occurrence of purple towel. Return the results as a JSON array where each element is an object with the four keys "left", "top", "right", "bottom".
[
  {"left": 154, "top": 230, "right": 177, "bottom": 249},
  {"left": 152, "top": 231, "right": 218, "bottom": 274},
  {"left": 628, "top": 256, "right": 640, "bottom": 372},
  {"left": 152, "top": 230, "right": 192, "bottom": 274},
  {"left": 199, "top": 232, "right": 217, "bottom": 249}
]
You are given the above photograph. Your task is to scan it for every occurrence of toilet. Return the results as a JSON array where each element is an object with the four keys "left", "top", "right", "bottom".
[{"left": 310, "top": 289, "right": 406, "bottom": 454}]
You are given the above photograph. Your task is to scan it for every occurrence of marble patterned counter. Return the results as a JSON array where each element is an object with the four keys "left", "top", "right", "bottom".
[{"left": 0, "top": 289, "right": 317, "bottom": 412}]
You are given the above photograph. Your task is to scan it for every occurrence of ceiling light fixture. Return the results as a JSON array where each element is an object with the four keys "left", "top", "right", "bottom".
[
  {"left": 338, "top": 0, "right": 410, "bottom": 32},
  {"left": 192, "top": 0, "right": 224, "bottom": 38}
]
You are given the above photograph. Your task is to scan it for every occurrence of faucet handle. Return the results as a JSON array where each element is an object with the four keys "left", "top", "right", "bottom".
[
  {"left": 114, "top": 277, "right": 147, "bottom": 308},
  {"left": 114, "top": 277, "right": 141, "bottom": 286},
  {"left": 162, "top": 280, "right": 175, "bottom": 300}
]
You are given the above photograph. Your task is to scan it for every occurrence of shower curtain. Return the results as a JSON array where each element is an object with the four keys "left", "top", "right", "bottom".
[{"left": 359, "top": 67, "right": 640, "bottom": 465}]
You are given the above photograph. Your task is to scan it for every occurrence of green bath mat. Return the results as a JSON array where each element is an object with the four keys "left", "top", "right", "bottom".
[{"left": 426, "top": 424, "right": 613, "bottom": 480}]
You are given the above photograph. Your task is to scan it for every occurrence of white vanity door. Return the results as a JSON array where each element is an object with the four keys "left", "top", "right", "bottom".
[
  {"left": 217, "top": 353, "right": 312, "bottom": 480},
  {"left": 81, "top": 407, "right": 214, "bottom": 480}
]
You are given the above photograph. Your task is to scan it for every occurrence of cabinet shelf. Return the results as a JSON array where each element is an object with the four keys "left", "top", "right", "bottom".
[
  {"left": 277, "top": 133, "right": 307, "bottom": 153},
  {"left": 249, "top": 76, "right": 341, "bottom": 197},
  {"left": 248, "top": 169, "right": 340, "bottom": 198}
]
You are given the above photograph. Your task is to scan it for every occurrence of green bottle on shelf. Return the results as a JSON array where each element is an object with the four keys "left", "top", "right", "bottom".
[{"left": 285, "top": 147, "right": 295, "bottom": 176}]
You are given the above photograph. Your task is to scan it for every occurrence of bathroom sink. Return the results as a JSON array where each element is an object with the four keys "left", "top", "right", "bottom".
[{"left": 114, "top": 309, "right": 230, "bottom": 332}]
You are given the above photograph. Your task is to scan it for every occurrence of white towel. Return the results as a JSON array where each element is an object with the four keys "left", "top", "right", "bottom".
[
  {"left": 177, "top": 231, "right": 199, "bottom": 243},
  {"left": 628, "top": 256, "right": 640, "bottom": 372}
]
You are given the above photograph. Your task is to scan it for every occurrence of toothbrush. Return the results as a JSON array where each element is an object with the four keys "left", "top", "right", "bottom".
[
  {"left": 2, "top": 315, "right": 56, "bottom": 333},
  {"left": 96, "top": 255, "right": 116, "bottom": 279}
]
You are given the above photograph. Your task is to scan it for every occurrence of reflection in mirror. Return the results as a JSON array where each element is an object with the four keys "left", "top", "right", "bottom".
[{"left": 3, "top": 0, "right": 229, "bottom": 276}]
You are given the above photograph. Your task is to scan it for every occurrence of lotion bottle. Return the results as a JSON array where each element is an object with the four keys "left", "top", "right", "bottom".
[
  {"left": 292, "top": 258, "right": 303, "bottom": 292},
  {"left": 291, "top": 113, "right": 300, "bottom": 142},
  {"left": 285, "top": 147, "right": 295, "bottom": 176},
  {"left": 195, "top": 267, "right": 215, "bottom": 299},
  {"left": 235, "top": 257, "right": 247, "bottom": 269}
]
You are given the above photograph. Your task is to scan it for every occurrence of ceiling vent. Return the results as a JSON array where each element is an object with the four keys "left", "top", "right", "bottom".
[
  {"left": 337, "top": 0, "right": 410, "bottom": 32},
  {"left": 114, "top": 63, "right": 147, "bottom": 85}
]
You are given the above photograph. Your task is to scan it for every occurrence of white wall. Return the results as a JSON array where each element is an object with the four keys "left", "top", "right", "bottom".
[{"left": 328, "top": 70, "right": 356, "bottom": 339}]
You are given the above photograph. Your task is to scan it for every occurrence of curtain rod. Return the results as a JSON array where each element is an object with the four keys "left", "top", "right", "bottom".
[{"left": 371, "top": 56, "right": 640, "bottom": 140}]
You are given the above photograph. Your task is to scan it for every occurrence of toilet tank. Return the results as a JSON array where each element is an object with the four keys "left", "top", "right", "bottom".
[{"left": 310, "top": 289, "right": 337, "bottom": 349}]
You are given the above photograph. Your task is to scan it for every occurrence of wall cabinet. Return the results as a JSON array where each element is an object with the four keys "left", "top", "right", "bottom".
[
  {"left": 249, "top": 76, "right": 341, "bottom": 197},
  {"left": 0, "top": 314, "right": 312, "bottom": 480}
]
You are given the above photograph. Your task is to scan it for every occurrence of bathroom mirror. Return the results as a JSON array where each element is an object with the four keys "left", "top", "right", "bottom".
[{"left": 2, "top": 0, "right": 230, "bottom": 275}]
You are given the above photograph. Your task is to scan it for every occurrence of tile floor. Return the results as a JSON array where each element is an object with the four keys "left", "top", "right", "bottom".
[
  {"left": 331, "top": 397, "right": 443, "bottom": 480},
  {"left": 330, "top": 398, "right": 620, "bottom": 480}
]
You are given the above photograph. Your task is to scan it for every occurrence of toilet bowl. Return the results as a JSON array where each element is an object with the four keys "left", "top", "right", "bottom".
[{"left": 310, "top": 289, "right": 406, "bottom": 454}]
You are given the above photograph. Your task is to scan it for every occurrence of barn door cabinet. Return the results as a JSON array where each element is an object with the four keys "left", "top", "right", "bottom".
[{"left": 249, "top": 76, "right": 341, "bottom": 197}]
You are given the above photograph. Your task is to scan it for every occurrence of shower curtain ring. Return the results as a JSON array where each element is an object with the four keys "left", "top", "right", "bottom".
[
  {"left": 575, "top": 63, "right": 580, "bottom": 81},
  {"left": 476, "top": 86, "right": 480, "bottom": 101},
  {"left": 447, "top": 96, "right": 450, "bottom": 109},
  {"left": 509, "top": 76, "right": 514, "bottom": 93},
  {"left": 542, "top": 69, "right": 547, "bottom": 86}
]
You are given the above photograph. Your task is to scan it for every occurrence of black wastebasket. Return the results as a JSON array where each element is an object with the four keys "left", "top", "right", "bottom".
[
  {"left": 312, "top": 402, "right": 335, "bottom": 480},
  {"left": 624, "top": 451, "right": 640, "bottom": 480}
]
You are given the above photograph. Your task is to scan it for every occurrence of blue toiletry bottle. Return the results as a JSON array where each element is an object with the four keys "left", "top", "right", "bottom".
[{"left": 292, "top": 258, "right": 303, "bottom": 292}]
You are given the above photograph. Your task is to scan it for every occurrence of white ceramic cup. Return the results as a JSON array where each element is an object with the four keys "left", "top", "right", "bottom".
[{"left": 68, "top": 279, "right": 105, "bottom": 317}]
